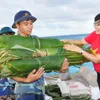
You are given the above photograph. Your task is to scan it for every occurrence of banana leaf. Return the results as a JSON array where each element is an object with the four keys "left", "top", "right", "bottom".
[
  {"left": 0, "top": 47, "right": 91, "bottom": 64},
  {"left": 0, "top": 35, "right": 92, "bottom": 77},
  {"left": 0, "top": 55, "right": 65, "bottom": 77},
  {"left": 0, "top": 35, "right": 63, "bottom": 49},
  {"left": 0, "top": 48, "right": 91, "bottom": 77}
]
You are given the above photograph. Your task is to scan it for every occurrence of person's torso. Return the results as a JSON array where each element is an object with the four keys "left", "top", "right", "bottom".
[
  {"left": 0, "top": 78, "right": 13, "bottom": 96},
  {"left": 14, "top": 34, "right": 44, "bottom": 95},
  {"left": 85, "top": 31, "right": 100, "bottom": 72},
  {"left": 15, "top": 76, "right": 44, "bottom": 95}
]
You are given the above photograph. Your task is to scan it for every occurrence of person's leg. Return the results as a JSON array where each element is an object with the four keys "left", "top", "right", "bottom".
[{"left": 97, "top": 72, "right": 100, "bottom": 89}]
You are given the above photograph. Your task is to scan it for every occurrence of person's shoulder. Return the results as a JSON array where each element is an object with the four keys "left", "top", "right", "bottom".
[
  {"left": 86, "top": 31, "right": 96, "bottom": 37},
  {"left": 90, "top": 31, "right": 96, "bottom": 35}
]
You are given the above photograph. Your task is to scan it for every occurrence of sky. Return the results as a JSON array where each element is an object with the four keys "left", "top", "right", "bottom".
[{"left": 0, "top": 0, "right": 100, "bottom": 37}]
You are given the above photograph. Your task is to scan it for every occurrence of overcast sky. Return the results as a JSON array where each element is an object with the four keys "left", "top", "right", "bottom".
[{"left": 0, "top": 0, "right": 100, "bottom": 37}]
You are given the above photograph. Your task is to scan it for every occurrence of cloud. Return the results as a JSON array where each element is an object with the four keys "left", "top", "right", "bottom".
[{"left": 0, "top": 0, "right": 99, "bottom": 36}]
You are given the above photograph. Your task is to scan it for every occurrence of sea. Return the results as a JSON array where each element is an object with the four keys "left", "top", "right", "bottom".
[
  {"left": 43, "top": 33, "right": 88, "bottom": 40},
  {"left": 44, "top": 33, "right": 95, "bottom": 75}
]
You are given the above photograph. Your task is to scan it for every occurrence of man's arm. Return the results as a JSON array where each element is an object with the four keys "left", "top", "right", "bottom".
[
  {"left": 64, "top": 44, "right": 100, "bottom": 64},
  {"left": 61, "top": 39, "right": 88, "bottom": 45},
  {"left": 11, "top": 67, "right": 44, "bottom": 83}
]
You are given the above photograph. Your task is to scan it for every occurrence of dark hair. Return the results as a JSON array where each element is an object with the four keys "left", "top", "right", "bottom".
[
  {"left": 95, "top": 13, "right": 100, "bottom": 22},
  {"left": 0, "top": 32, "right": 15, "bottom": 36}
]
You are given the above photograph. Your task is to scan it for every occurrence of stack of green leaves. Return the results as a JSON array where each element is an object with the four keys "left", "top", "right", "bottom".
[{"left": 0, "top": 35, "right": 91, "bottom": 77}]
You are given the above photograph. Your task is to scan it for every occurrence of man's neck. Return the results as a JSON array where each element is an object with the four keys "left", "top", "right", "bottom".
[{"left": 17, "top": 32, "right": 30, "bottom": 37}]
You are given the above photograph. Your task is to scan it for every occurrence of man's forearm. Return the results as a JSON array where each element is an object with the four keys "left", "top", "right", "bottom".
[
  {"left": 11, "top": 77, "right": 29, "bottom": 83},
  {"left": 61, "top": 39, "right": 86, "bottom": 45}
]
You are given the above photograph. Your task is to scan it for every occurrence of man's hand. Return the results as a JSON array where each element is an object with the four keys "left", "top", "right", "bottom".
[
  {"left": 63, "top": 44, "right": 82, "bottom": 53},
  {"left": 25, "top": 67, "right": 45, "bottom": 83},
  {"left": 61, "top": 39, "right": 70, "bottom": 43},
  {"left": 60, "top": 58, "right": 69, "bottom": 72}
]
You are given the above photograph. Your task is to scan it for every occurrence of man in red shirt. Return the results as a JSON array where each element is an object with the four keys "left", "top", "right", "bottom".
[{"left": 62, "top": 13, "right": 100, "bottom": 90}]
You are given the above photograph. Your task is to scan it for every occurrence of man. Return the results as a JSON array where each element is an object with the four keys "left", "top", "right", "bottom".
[
  {"left": 0, "top": 26, "right": 15, "bottom": 35},
  {"left": 63, "top": 13, "right": 100, "bottom": 90},
  {"left": 11, "top": 10, "right": 68, "bottom": 100},
  {"left": 0, "top": 26, "right": 15, "bottom": 100}
]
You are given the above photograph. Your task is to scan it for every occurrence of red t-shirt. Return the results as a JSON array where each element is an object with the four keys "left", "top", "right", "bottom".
[{"left": 84, "top": 31, "right": 100, "bottom": 72}]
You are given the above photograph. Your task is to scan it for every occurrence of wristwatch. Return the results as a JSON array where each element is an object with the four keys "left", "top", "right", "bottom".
[{"left": 80, "top": 50, "right": 84, "bottom": 54}]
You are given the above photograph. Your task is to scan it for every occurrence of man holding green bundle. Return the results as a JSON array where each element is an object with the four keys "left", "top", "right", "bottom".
[
  {"left": 11, "top": 10, "right": 68, "bottom": 100},
  {"left": 0, "top": 26, "right": 15, "bottom": 100}
]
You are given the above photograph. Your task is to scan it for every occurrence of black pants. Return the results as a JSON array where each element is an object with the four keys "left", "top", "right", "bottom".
[{"left": 97, "top": 72, "right": 100, "bottom": 90}]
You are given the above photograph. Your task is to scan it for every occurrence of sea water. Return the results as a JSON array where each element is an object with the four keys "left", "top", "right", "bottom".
[{"left": 43, "top": 33, "right": 88, "bottom": 40}]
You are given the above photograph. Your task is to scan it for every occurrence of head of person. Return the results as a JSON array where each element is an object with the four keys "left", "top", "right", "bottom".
[
  {"left": 94, "top": 13, "right": 100, "bottom": 34},
  {"left": 12, "top": 10, "right": 37, "bottom": 36},
  {"left": 0, "top": 27, "right": 15, "bottom": 35}
]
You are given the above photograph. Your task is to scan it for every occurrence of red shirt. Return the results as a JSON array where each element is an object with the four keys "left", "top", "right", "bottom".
[{"left": 84, "top": 31, "right": 100, "bottom": 72}]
